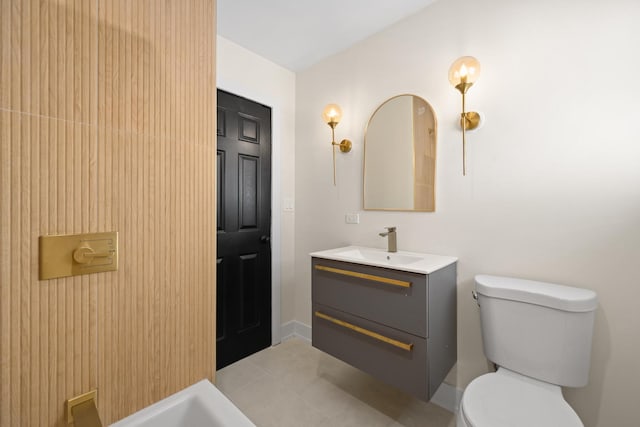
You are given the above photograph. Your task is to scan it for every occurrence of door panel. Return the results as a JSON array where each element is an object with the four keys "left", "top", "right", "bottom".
[
  {"left": 239, "top": 155, "right": 259, "bottom": 229},
  {"left": 217, "top": 152, "right": 226, "bottom": 231},
  {"left": 216, "top": 258, "right": 226, "bottom": 342},
  {"left": 239, "top": 253, "right": 260, "bottom": 330},
  {"left": 216, "top": 90, "right": 272, "bottom": 369}
]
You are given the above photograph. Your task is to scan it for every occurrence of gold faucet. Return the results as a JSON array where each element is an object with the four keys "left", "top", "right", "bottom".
[
  {"left": 379, "top": 227, "right": 397, "bottom": 253},
  {"left": 66, "top": 390, "right": 103, "bottom": 427}
]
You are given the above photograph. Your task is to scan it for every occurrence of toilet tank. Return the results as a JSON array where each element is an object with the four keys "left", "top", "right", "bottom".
[{"left": 475, "top": 275, "right": 597, "bottom": 387}]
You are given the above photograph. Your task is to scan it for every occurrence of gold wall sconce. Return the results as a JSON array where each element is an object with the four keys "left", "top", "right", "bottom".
[
  {"left": 322, "top": 103, "right": 352, "bottom": 185},
  {"left": 448, "top": 56, "right": 481, "bottom": 176}
]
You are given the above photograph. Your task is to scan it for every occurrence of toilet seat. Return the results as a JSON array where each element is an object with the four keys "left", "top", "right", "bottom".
[{"left": 460, "top": 369, "right": 583, "bottom": 427}]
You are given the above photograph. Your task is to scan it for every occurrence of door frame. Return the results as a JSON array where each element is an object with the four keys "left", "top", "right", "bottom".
[{"left": 217, "top": 85, "right": 282, "bottom": 346}]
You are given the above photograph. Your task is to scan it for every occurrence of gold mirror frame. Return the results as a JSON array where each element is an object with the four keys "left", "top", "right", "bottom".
[{"left": 363, "top": 94, "right": 437, "bottom": 212}]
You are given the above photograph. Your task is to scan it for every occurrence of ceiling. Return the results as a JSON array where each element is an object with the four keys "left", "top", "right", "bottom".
[{"left": 217, "top": 0, "right": 438, "bottom": 72}]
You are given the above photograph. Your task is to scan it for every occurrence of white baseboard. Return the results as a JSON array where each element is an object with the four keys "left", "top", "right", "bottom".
[
  {"left": 279, "top": 321, "right": 462, "bottom": 414},
  {"left": 280, "top": 320, "right": 311, "bottom": 342},
  {"left": 430, "top": 381, "right": 463, "bottom": 413}
]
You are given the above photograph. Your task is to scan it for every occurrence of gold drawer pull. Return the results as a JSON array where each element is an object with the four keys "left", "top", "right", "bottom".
[
  {"left": 314, "top": 265, "right": 412, "bottom": 289},
  {"left": 315, "top": 311, "right": 413, "bottom": 352}
]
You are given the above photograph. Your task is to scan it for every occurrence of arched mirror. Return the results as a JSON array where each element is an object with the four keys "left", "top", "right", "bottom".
[{"left": 363, "top": 95, "right": 436, "bottom": 211}]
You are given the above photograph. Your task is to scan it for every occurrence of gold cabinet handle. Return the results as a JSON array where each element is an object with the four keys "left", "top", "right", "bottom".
[
  {"left": 314, "top": 264, "right": 412, "bottom": 288},
  {"left": 315, "top": 311, "right": 413, "bottom": 352}
]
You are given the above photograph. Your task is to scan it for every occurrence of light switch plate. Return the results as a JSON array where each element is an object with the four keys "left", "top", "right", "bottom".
[
  {"left": 283, "top": 197, "right": 294, "bottom": 212},
  {"left": 345, "top": 213, "right": 360, "bottom": 224}
]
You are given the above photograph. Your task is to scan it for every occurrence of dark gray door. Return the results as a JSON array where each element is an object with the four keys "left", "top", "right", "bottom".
[{"left": 216, "top": 89, "right": 271, "bottom": 369}]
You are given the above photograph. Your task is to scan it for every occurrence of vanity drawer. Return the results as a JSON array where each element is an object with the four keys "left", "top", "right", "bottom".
[
  {"left": 312, "top": 258, "right": 427, "bottom": 337},
  {"left": 312, "top": 303, "right": 429, "bottom": 400}
]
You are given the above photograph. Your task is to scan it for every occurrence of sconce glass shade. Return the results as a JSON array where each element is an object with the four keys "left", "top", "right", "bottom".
[
  {"left": 321, "top": 103, "right": 351, "bottom": 185},
  {"left": 322, "top": 104, "right": 343, "bottom": 126},
  {"left": 448, "top": 56, "right": 481, "bottom": 90}
]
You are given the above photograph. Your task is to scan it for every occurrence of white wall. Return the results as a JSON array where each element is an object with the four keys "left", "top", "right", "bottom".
[
  {"left": 216, "top": 36, "right": 297, "bottom": 338},
  {"left": 294, "top": 0, "right": 640, "bottom": 425}
]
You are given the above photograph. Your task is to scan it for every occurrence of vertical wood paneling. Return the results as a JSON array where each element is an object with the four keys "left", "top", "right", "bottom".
[
  {"left": 1, "top": 1, "right": 215, "bottom": 426},
  {"left": 95, "top": 0, "right": 216, "bottom": 424},
  {"left": 0, "top": 0, "right": 96, "bottom": 123},
  {"left": 1, "top": 110, "right": 11, "bottom": 427},
  {"left": 0, "top": 111, "right": 98, "bottom": 427},
  {"left": 1, "top": 1, "right": 100, "bottom": 425}
]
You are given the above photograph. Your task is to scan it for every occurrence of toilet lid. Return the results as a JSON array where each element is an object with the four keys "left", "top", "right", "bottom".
[{"left": 461, "top": 371, "right": 583, "bottom": 427}]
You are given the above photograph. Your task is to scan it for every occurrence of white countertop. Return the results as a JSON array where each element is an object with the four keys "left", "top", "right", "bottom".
[{"left": 310, "top": 246, "right": 457, "bottom": 274}]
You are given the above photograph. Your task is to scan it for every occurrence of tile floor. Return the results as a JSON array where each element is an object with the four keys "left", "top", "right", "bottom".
[{"left": 216, "top": 337, "right": 456, "bottom": 427}]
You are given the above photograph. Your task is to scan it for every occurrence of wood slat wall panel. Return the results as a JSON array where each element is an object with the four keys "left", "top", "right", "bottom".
[
  {"left": 96, "top": 1, "right": 215, "bottom": 142},
  {"left": 1, "top": 1, "right": 99, "bottom": 425},
  {"left": 0, "top": 111, "right": 98, "bottom": 427},
  {"left": 95, "top": 0, "right": 216, "bottom": 424},
  {"left": 0, "top": 0, "right": 96, "bottom": 124},
  {"left": 1, "top": 1, "right": 216, "bottom": 425}
]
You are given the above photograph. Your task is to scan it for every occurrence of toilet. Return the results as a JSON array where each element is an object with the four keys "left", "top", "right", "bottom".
[{"left": 458, "top": 275, "right": 597, "bottom": 427}]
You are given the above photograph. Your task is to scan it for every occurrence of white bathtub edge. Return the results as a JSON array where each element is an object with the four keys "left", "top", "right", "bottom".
[{"left": 110, "top": 379, "right": 255, "bottom": 427}]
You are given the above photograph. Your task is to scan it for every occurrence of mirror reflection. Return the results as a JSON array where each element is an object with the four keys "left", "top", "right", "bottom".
[{"left": 364, "top": 95, "right": 436, "bottom": 211}]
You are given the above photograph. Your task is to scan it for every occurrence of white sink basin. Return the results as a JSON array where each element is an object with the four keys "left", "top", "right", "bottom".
[
  {"left": 331, "top": 247, "right": 423, "bottom": 266},
  {"left": 310, "top": 246, "right": 457, "bottom": 274}
]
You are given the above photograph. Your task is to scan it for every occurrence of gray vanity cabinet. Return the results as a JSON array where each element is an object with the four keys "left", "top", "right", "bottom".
[{"left": 311, "top": 257, "right": 457, "bottom": 401}]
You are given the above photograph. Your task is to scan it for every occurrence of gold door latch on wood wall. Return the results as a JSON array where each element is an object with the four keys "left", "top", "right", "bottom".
[{"left": 39, "top": 232, "right": 118, "bottom": 280}]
